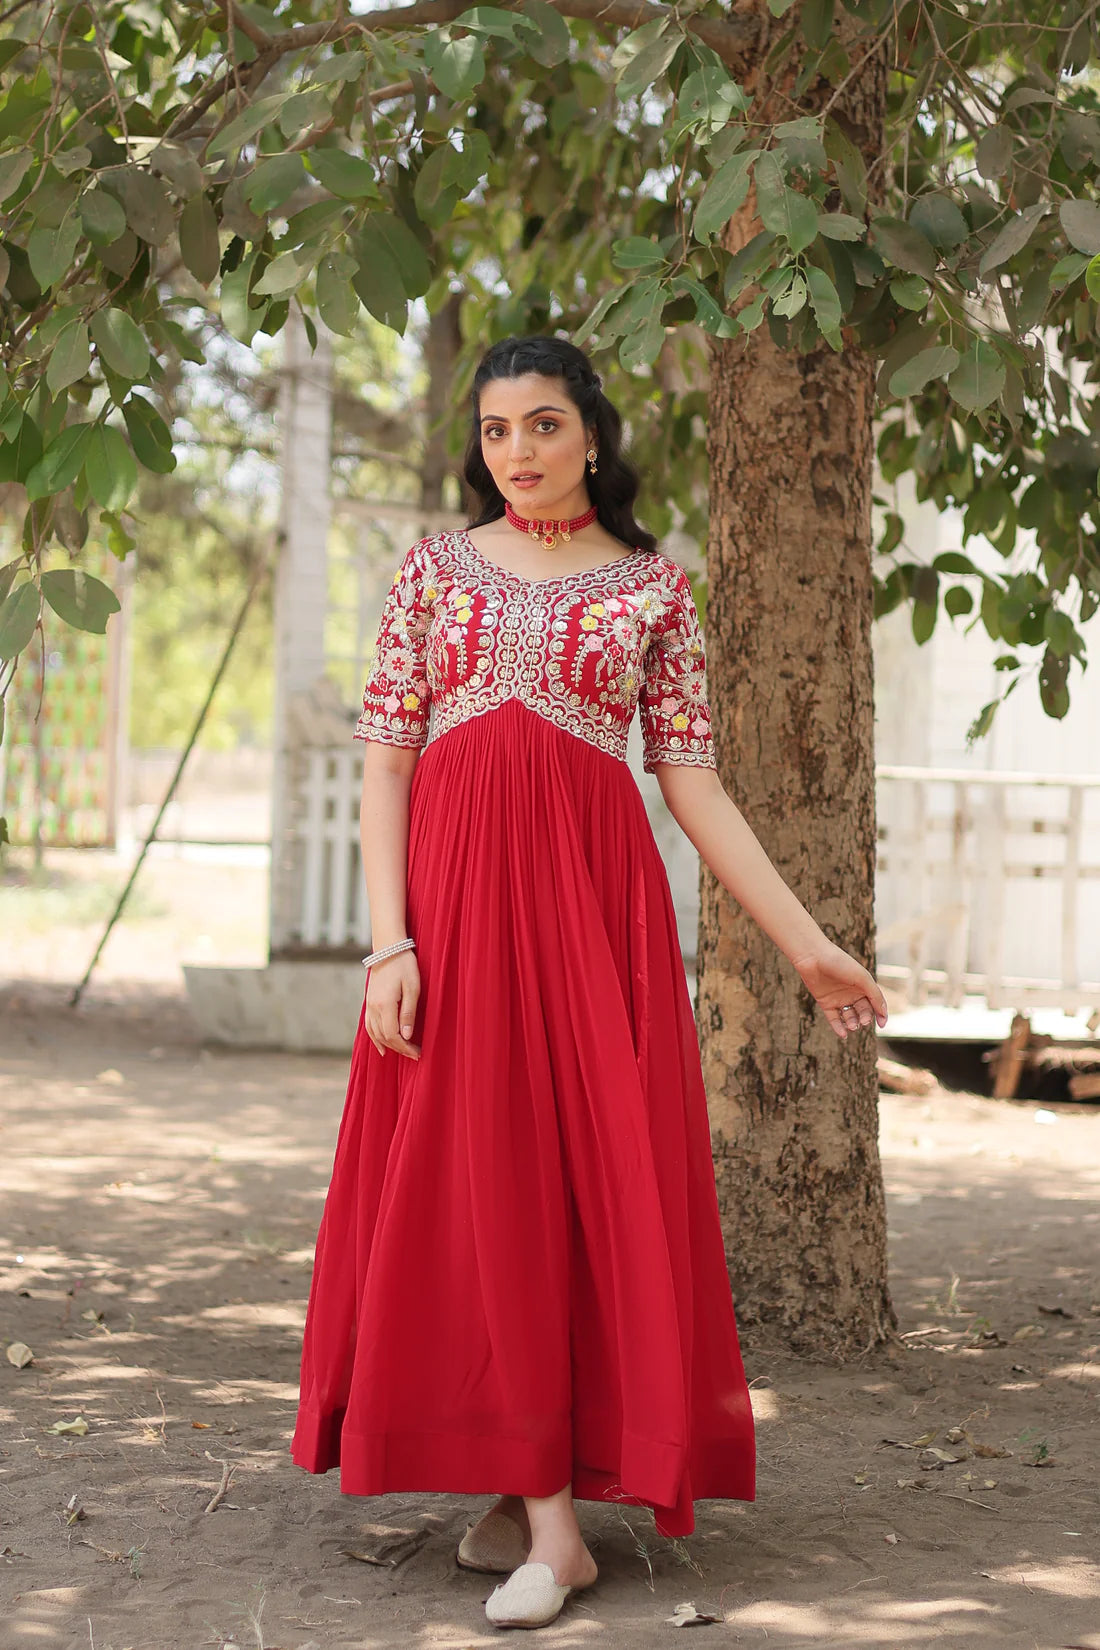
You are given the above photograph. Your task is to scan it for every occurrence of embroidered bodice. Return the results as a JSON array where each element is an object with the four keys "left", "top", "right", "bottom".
[{"left": 353, "top": 529, "right": 717, "bottom": 775}]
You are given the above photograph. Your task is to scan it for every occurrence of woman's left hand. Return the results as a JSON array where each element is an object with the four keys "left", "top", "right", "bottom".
[{"left": 792, "top": 939, "right": 889, "bottom": 1040}]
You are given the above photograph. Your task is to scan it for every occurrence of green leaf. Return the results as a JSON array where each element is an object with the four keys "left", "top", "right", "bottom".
[
  {"left": 414, "top": 144, "right": 460, "bottom": 227},
  {"left": 573, "top": 288, "right": 622, "bottom": 347},
  {"left": 305, "top": 50, "right": 369, "bottom": 86},
  {"left": 975, "top": 126, "right": 1013, "bottom": 179},
  {"left": 85, "top": 424, "right": 138, "bottom": 511},
  {"left": 46, "top": 321, "right": 91, "bottom": 395},
  {"left": 89, "top": 307, "right": 150, "bottom": 380},
  {"left": 868, "top": 213, "right": 936, "bottom": 278},
  {"left": 424, "top": 32, "right": 486, "bottom": 100},
  {"left": 0, "top": 148, "right": 33, "bottom": 202},
  {"left": 806, "top": 265, "right": 841, "bottom": 337},
  {"left": 454, "top": 6, "right": 522, "bottom": 39},
  {"left": 669, "top": 275, "right": 728, "bottom": 333},
  {"left": 0, "top": 559, "right": 22, "bottom": 606},
  {"left": 178, "top": 193, "right": 220, "bottom": 285},
  {"left": 754, "top": 153, "right": 818, "bottom": 254},
  {"left": 0, "top": 582, "right": 39, "bottom": 661},
  {"left": 308, "top": 148, "right": 379, "bottom": 200},
  {"left": 24, "top": 422, "right": 92, "bottom": 500},
  {"left": 618, "top": 28, "right": 680, "bottom": 99},
  {"left": 220, "top": 260, "right": 265, "bottom": 344},
  {"left": 619, "top": 312, "right": 665, "bottom": 371},
  {"left": 366, "top": 214, "right": 432, "bottom": 298},
  {"left": 0, "top": 410, "right": 43, "bottom": 484},
  {"left": 252, "top": 249, "right": 314, "bottom": 298},
  {"left": 612, "top": 237, "right": 666, "bottom": 272},
  {"left": 79, "top": 187, "right": 128, "bottom": 246},
  {"left": 40, "top": 568, "right": 120, "bottom": 634},
  {"left": 944, "top": 585, "right": 974, "bottom": 618},
  {"left": 772, "top": 273, "right": 807, "bottom": 318},
  {"left": 244, "top": 152, "right": 306, "bottom": 214},
  {"left": 694, "top": 150, "right": 754, "bottom": 240},
  {"left": 911, "top": 566, "right": 939, "bottom": 644},
  {"left": 28, "top": 216, "right": 80, "bottom": 289},
  {"left": 122, "top": 395, "right": 176, "bottom": 475},
  {"left": 316, "top": 251, "right": 360, "bottom": 336},
  {"left": 1059, "top": 198, "right": 1100, "bottom": 256},
  {"left": 816, "top": 211, "right": 864, "bottom": 241},
  {"left": 99, "top": 166, "right": 174, "bottom": 245},
  {"left": 889, "top": 272, "right": 930, "bottom": 310},
  {"left": 148, "top": 142, "right": 205, "bottom": 199},
  {"left": 908, "top": 194, "right": 969, "bottom": 250},
  {"left": 947, "top": 340, "right": 1006, "bottom": 412},
  {"left": 351, "top": 238, "right": 408, "bottom": 332},
  {"left": 516, "top": 0, "right": 572, "bottom": 66},
  {"left": 1044, "top": 607, "right": 1077, "bottom": 658},
  {"left": 932, "top": 550, "right": 980, "bottom": 576},
  {"left": 208, "top": 94, "right": 293, "bottom": 157},
  {"left": 978, "top": 203, "right": 1048, "bottom": 276},
  {"left": 1039, "top": 647, "right": 1070, "bottom": 718},
  {"left": 1050, "top": 251, "right": 1090, "bottom": 287}
]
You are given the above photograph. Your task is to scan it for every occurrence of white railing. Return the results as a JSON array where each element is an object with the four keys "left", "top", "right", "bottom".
[
  {"left": 875, "top": 765, "right": 1100, "bottom": 1013},
  {"left": 299, "top": 747, "right": 371, "bottom": 949},
  {"left": 296, "top": 752, "right": 1100, "bottom": 1016}
]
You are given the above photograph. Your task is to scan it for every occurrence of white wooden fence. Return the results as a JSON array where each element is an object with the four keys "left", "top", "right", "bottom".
[
  {"left": 875, "top": 766, "right": 1100, "bottom": 1012},
  {"left": 299, "top": 747, "right": 371, "bottom": 949},
  {"left": 297, "top": 752, "right": 1100, "bottom": 1013}
]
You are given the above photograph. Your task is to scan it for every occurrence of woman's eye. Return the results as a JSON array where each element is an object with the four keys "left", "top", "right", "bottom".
[
  {"left": 484, "top": 425, "right": 505, "bottom": 439},
  {"left": 535, "top": 420, "right": 557, "bottom": 433}
]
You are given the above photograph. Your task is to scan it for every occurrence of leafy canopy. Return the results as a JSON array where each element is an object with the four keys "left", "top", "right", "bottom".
[{"left": 2, "top": 0, "right": 1100, "bottom": 775}]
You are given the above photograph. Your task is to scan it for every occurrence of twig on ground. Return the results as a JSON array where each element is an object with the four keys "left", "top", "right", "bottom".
[{"left": 203, "top": 1450, "right": 237, "bottom": 1513}]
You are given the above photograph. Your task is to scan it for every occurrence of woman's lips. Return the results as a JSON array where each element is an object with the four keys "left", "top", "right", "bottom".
[{"left": 510, "top": 474, "right": 542, "bottom": 489}]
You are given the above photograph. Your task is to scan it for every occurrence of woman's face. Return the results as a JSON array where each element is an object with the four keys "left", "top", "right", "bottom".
[{"left": 477, "top": 372, "right": 594, "bottom": 517}]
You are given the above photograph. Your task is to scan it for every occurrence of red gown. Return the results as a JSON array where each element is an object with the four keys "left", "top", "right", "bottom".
[{"left": 290, "top": 528, "right": 756, "bottom": 1537}]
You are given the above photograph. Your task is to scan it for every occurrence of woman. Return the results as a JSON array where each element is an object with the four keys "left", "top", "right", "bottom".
[{"left": 291, "top": 335, "right": 888, "bottom": 1631}]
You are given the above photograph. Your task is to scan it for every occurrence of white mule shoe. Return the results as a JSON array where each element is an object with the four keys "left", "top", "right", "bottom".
[
  {"left": 457, "top": 1509, "right": 529, "bottom": 1574},
  {"left": 484, "top": 1561, "right": 576, "bottom": 1629}
]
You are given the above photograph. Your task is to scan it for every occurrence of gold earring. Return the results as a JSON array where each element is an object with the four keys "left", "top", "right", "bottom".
[{"left": 586, "top": 447, "right": 598, "bottom": 474}]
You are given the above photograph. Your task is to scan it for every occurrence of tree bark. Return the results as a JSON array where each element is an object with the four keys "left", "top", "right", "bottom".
[
  {"left": 700, "top": 11, "right": 897, "bottom": 1357},
  {"left": 421, "top": 294, "right": 463, "bottom": 512}
]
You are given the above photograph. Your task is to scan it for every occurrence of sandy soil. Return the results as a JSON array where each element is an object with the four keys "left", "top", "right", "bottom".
[{"left": 0, "top": 975, "right": 1097, "bottom": 1650}]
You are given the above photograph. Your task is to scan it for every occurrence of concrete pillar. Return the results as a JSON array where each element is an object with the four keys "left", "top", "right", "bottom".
[{"left": 269, "top": 310, "right": 334, "bottom": 955}]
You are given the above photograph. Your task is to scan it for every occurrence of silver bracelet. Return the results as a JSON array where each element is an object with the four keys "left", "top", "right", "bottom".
[{"left": 362, "top": 936, "right": 417, "bottom": 971}]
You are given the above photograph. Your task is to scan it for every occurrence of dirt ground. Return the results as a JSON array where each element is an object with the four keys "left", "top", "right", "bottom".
[{"left": 1, "top": 849, "right": 1099, "bottom": 1649}]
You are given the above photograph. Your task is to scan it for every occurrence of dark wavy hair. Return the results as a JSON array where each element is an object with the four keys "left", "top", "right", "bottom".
[{"left": 462, "top": 336, "right": 658, "bottom": 554}]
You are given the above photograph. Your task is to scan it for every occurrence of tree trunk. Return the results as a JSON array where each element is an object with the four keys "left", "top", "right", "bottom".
[
  {"left": 421, "top": 294, "right": 463, "bottom": 512},
  {"left": 700, "top": 14, "right": 897, "bottom": 1357}
]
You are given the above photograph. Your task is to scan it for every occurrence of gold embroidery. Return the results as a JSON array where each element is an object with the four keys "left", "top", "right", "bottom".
[{"left": 354, "top": 530, "right": 717, "bottom": 774}]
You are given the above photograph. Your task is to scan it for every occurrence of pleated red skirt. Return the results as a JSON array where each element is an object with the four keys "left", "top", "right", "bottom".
[{"left": 291, "top": 698, "right": 756, "bottom": 1536}]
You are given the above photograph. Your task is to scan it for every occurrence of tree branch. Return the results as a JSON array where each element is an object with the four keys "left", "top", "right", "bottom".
[{"left": 170, "top": 0, "right": 761, "bottom": 145}]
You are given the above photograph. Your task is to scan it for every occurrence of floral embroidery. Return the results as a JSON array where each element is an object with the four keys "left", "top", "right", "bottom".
[{"left": 354, "top": 530, "right": 717, "bottom": 773}]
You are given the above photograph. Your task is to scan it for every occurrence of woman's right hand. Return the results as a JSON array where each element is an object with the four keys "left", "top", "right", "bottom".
[{"left": 364, "top": 950, "right": 422, "bottom": 1060}]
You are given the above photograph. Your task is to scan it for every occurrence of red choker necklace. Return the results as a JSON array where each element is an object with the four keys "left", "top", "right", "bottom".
[{"left": 505, "top": 500, "right": 598, "bottom": 550}]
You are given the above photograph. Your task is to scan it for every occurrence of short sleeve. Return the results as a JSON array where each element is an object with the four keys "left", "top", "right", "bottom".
[
  {"left": 638, "top": 561, "right": 718, "bottom": 775},
  {"left": 354, "top": 539, "right": 433, "bottom": 749}
]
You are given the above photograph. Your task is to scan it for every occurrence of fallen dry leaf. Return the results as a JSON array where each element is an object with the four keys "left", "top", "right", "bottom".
[
  {"left": 972, "top": 1441, "right": 1011, "bottom": 1458},
  {"left": 1036, "top": 1303, "right": 1074, "bottom": 1318},
  {"left": 667, "top": 1602, "right": 721, "bottom": 1626},
  {"left": 5, "top": 1342, "right": 33, "bottom": 1368},
  {"left": 96, "top": 1068, "right": 125, "bottom": 1084},
  {"left": 884, "top": 1533, "right": 900, "bottom": 1544},
  {"left": 191, "top": 1421, "right": 212, "bottom": 1429},
  {"left": 48, "top": 1416, "right": 89, "bottom": 1436}
]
